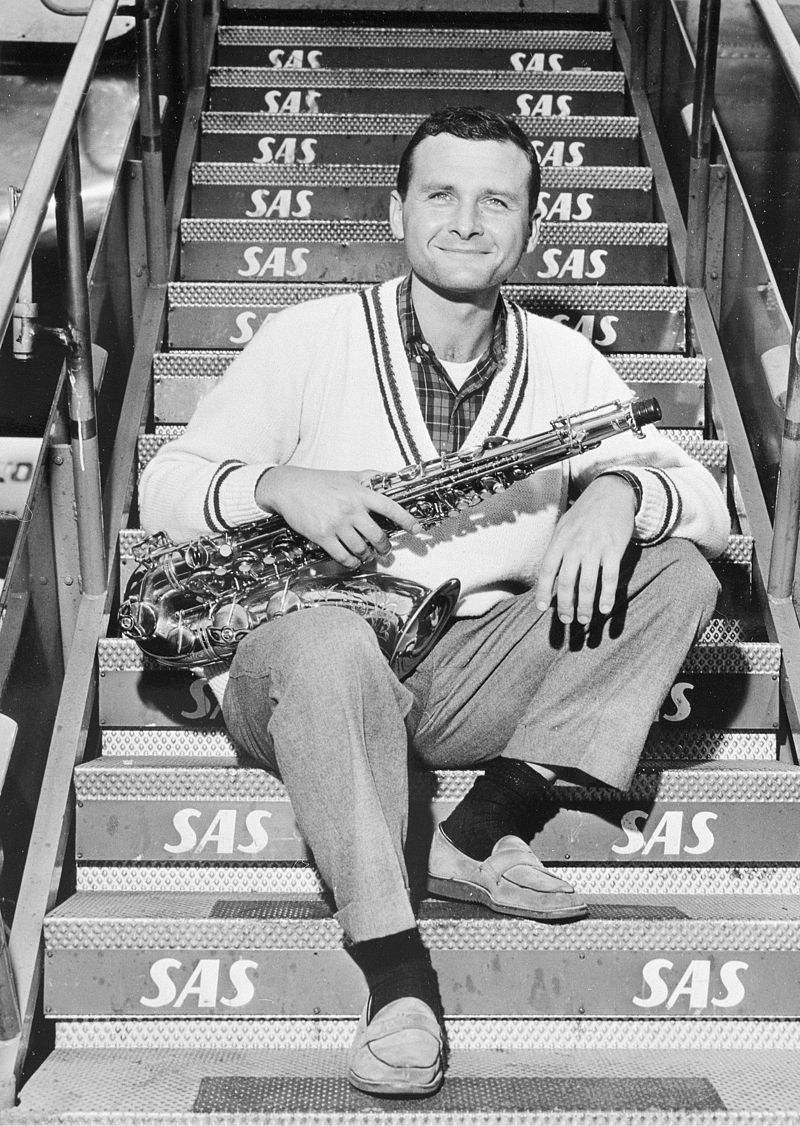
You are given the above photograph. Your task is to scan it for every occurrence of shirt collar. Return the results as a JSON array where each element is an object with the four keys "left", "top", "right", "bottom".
[{"left": 397, "top": 273, "right": 508, "bottom": 368}]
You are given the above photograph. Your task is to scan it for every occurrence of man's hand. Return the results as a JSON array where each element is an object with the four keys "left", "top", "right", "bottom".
[
  {"left": 535, "top": 475, "right": 637, "bottom": 625},
  {"left": 255, "top": 465, "right": 421, "bottom": 569}
]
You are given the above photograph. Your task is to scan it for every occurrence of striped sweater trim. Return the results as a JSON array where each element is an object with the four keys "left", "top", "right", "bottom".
[
  {"left": 203, "top": 459, "right": 245, "bottom": 532},
  {"left": 635, "top": 467, "right": 683, "bottom": 545},
  {"left": 362, "top": 279, "right": 532, "bottom": 458},
  {"left": 491, "top": 302, "right": 529, "bottom": 438},
  {"left": 361, "top": 285, "right": 422, "bottom": 465}
]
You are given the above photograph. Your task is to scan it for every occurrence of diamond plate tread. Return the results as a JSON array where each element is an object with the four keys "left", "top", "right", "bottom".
[
  {"left": 201, "top": 110, "right": 640, "bottom": 137},
  {"left": 208, "top": 67, "right": 626, "bottom": 91},
  {"left": 153, "top": 347, "right": 700, "bottom": 380},
  {"left": 167, "top": 280, "right": 685, "bottom": 311},
  {"left": 192, "top": 162, "right": 652, "bottom": 189},
  {"left": 97, "top": 628, "right": 782, "bottom": 676},
  {"left": 41, "top": 892, "right": 800, "bottom": 950},
  {"left": 14, "top": 1046, "right": 800, "bottom": 1122},
  {"left": 73, "top": 759, "right": 800, "bottom": 805},
  {"left": 102, "top": 726, "right": 769, "bottom": 763},
  {"left": 75, "top": 864, "right": 800, "bottom": 898},
  {"left": 51, "top": 1015, "right": 800, "bottom": 1052},
  {"left": 180, "top": 218, "right": 669, "bottom": 246},
  {"left": 217, "top": 27, "right": 615, "bottom": 49}
]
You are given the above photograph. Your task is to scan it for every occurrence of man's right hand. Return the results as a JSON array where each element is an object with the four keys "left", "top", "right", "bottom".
[{"left": 255, "top": 465, "right": 422, "bottom": 569}]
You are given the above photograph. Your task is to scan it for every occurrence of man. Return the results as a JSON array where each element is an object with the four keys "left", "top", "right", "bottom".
[{"left": 140, "top": 107, "right": 729, "bottom": 1097}]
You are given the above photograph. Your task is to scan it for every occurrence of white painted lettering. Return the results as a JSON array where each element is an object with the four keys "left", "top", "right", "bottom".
[
  {"left": 663, "top": 681, "right": 694, "bottom": 723},
  {"left": 141, "top": 957, "right": 181, "bottom": 1008},
  {"left": 517, "top": 93, "right": 573, "bottom": 116},
  {"left": 229, "top": 310, "right": 259, "bottom": 345}
]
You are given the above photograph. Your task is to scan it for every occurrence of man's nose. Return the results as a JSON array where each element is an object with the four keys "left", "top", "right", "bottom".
[{"left": 450, "top": 199, "right": 483, "bottom": 238}]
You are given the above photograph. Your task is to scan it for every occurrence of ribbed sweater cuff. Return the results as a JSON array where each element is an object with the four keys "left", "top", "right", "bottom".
[
  {"left": 626, "top": 467, "right": 682, "bottom": 545},
  {"left": 208, "top": 462, "right": 273, "bottom": 531}
]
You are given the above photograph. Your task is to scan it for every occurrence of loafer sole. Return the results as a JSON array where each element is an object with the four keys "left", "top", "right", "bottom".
[
  {"left": 427, "top": 872, "right": 589, "bottom": 921},
  {"left": 348, "top": 1064, "right": 444, "bottom": 1097}
]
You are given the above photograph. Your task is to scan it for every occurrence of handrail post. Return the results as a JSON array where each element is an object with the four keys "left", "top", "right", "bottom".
[
  {"left": 189, "top": 0, "right": 208, "bottom": 89},
  {"left": 629, "top": 0, "right": 649, "bottom": 91},
  {"left": 768, "top": 262, "right": 800, "bottom": 602},
  {"left": 136, "top": 0, "right": 168, "bottom": 286},
  {"left": 685, "top": 0, "right": 721, "bottom": 288},
  {"left": 54, "top": 132, "right": 107, "bottom": 598}
]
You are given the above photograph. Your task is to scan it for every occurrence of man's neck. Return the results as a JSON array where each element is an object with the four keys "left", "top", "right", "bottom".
[{"left": 409, "top": 274, "right": 500, "bottom": 363}]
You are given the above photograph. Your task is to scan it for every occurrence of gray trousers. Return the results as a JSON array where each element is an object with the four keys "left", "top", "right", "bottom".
[{"left": 222, "top": 539, "right": 719, "bottom": 941}]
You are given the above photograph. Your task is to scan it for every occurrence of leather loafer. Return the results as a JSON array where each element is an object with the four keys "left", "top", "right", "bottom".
[
  {"left": 347, "top": 996, "right": 444, "bottom": 1097},
  {"left": 427, "top": 825, "right": 588, "bottom": 921}
]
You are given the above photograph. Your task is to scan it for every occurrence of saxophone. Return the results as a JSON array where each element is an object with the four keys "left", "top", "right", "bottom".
[{"left": 119, "top": 397, "right": 661, "bottom": 679}]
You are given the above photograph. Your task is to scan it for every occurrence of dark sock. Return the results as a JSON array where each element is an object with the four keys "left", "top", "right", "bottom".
[
  {"left": 439, "top": 757, "right": 555, "bottom": 861},
  {"left": 350, "top": 927, "right": 443, "bottom": 1024}
]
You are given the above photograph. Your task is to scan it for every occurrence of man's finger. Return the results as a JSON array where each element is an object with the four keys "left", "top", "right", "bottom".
[
  {"left": 338, "top": 526, "right": 373, "bottom": 561},
  {"left": 368, "top": 490, "right": 422, "bottom": 534},
  {"left": 352, "top": 513, "right": 392, "bottom": 557},
  {"left": 319, "top": 535, "right": 362, "bottom": 570},
  {"left": 555, "top": 553, "right": 581, "bottom": 623},
  {"left": 576, "top": 554, "right": 601, "bottom": 624},
  {"left": 598, "top": 553, "right": 621, "bottom": 615}
]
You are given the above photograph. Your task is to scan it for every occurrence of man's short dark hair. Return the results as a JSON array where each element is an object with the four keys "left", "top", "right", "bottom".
[{"left": 396, "top": 106, "right": 542, "bottom": 217}]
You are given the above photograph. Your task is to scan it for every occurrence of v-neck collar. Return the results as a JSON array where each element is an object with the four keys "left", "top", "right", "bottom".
[{"left": 360, "top": 277, "right": 530, "bottom": 466}]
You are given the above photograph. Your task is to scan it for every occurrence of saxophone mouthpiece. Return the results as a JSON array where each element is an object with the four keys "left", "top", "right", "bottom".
[{"left": 631, "top": 397, "right": 662, "bottom": 428}]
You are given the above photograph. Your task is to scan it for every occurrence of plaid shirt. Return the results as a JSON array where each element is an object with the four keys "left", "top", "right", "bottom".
[{"left": 396, "top": 274, "right": 508, "bottom": 455}]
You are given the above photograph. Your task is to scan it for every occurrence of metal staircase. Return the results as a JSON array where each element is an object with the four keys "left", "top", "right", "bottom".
[{"left": 9, "top": 3, "right": 800, "bottom": 1121}]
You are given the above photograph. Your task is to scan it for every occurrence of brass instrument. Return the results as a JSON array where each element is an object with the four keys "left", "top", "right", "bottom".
[{"left": 119, "top": 397, "right": 661, "bottom": 679}]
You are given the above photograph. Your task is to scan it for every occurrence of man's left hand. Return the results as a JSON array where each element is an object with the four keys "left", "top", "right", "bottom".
[{"left": 534, "top": 475, "right": 637, "bottom": 625}]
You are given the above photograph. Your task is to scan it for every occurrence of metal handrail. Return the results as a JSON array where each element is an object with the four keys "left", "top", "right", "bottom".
[
  {"left": 751, "top": 0, "right": 800, "bottom": 601},
  {"left": 39, "top": 0, "right": 94, "bottom": 15},
  {"left": 752, "top": 0, "right": 800, "bottom": 104},
  {"left": 0, "top": 0, "right": 119, "bottom": 350}
]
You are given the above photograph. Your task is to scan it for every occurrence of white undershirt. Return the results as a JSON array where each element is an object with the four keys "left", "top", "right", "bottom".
[{"left": 440, "top": 357, "right": 477, "bottom": 390}]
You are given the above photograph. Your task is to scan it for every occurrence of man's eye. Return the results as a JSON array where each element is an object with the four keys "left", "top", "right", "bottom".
[
  {"left": 484, "top": 197, "right": 509, "bottom": 209},
  {"left": 429, "top": 191, "right": 451, "bottom": 201}
]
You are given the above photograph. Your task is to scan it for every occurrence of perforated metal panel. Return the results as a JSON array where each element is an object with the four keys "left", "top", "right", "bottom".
[
  {"left": 201, "top": 109, "right": 640, "bottom": 136},
  {"left": 208, "top": 66, "right": 626, "bottom": 90},
  {"left": 180, "top": 218, "right": 668, "bottom": 245},
  {"left": 191, "top": 163, "right": 653, "bottom": 189},
  {"left": 76, "top": 863, "right": 800, "bottom": 898},
  {"left": 216, "top": 27, "right": 615, "bottom": 49}
]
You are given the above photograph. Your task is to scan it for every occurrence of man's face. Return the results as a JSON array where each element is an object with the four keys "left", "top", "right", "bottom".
[{"left": 389, "top": 133, "right": 539, "bottom": 297}]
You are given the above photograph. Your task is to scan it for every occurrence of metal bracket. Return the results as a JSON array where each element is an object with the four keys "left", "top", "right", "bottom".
[{"left": 705, "top": 163, "right": 729, "bottom": 324}]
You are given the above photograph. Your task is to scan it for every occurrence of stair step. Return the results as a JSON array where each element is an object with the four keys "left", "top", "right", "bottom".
[
  {"left": 167, "top": 282, "right": 690, "bottom": 354},
  {"left": 73, "top": 759, "right": 800, "bottom": 867},
  {"left": 223, "top": 0, "right": 605, "bottom": 9},
  {"left": 96, "top": 624, "right": 780, "bottom": 731},
  {"left": 214, "top": 25, "right": 615, "bottom": 70},
  {"left": 200, "top": 111, "right": 642, "bottom": 165},
  {"left": 206, "top": 67, "right": 626, "bottom": 116},
  {"left": 154, "top": 351, "right": 703, "bottom": 425},
  {"left": 99, "top": 726, "right": 774, "bottom": 762},
  {"left": 191, "top": 162, "right": 654, "bottom": 221},
  {"left": 75, "top": 862, "right": 799, "bottom": 898},
  {"left": 47, "top": 1014, "right": 800, "bottom": 1051},
  {"left": 42, "top": 892, "right": 800, "bottom": 1018},
  {"left": 179, "top": 218, "right": 669, "bottom": 285},
  {"left": 13, "top": 1043, "right": 800, "bottom": 1122}
]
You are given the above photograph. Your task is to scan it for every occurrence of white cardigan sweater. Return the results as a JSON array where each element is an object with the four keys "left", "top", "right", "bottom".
[{"left": 140, "top": 277, "right": 730, "bottom": 623}]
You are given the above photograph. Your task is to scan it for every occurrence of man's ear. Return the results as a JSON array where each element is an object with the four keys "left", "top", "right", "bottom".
[
  {"left": 526, "top": 209, "right": 543, "bottom": 254},
  {"left": 389, "top": 190, "right": 405, "bottom": 240}
]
